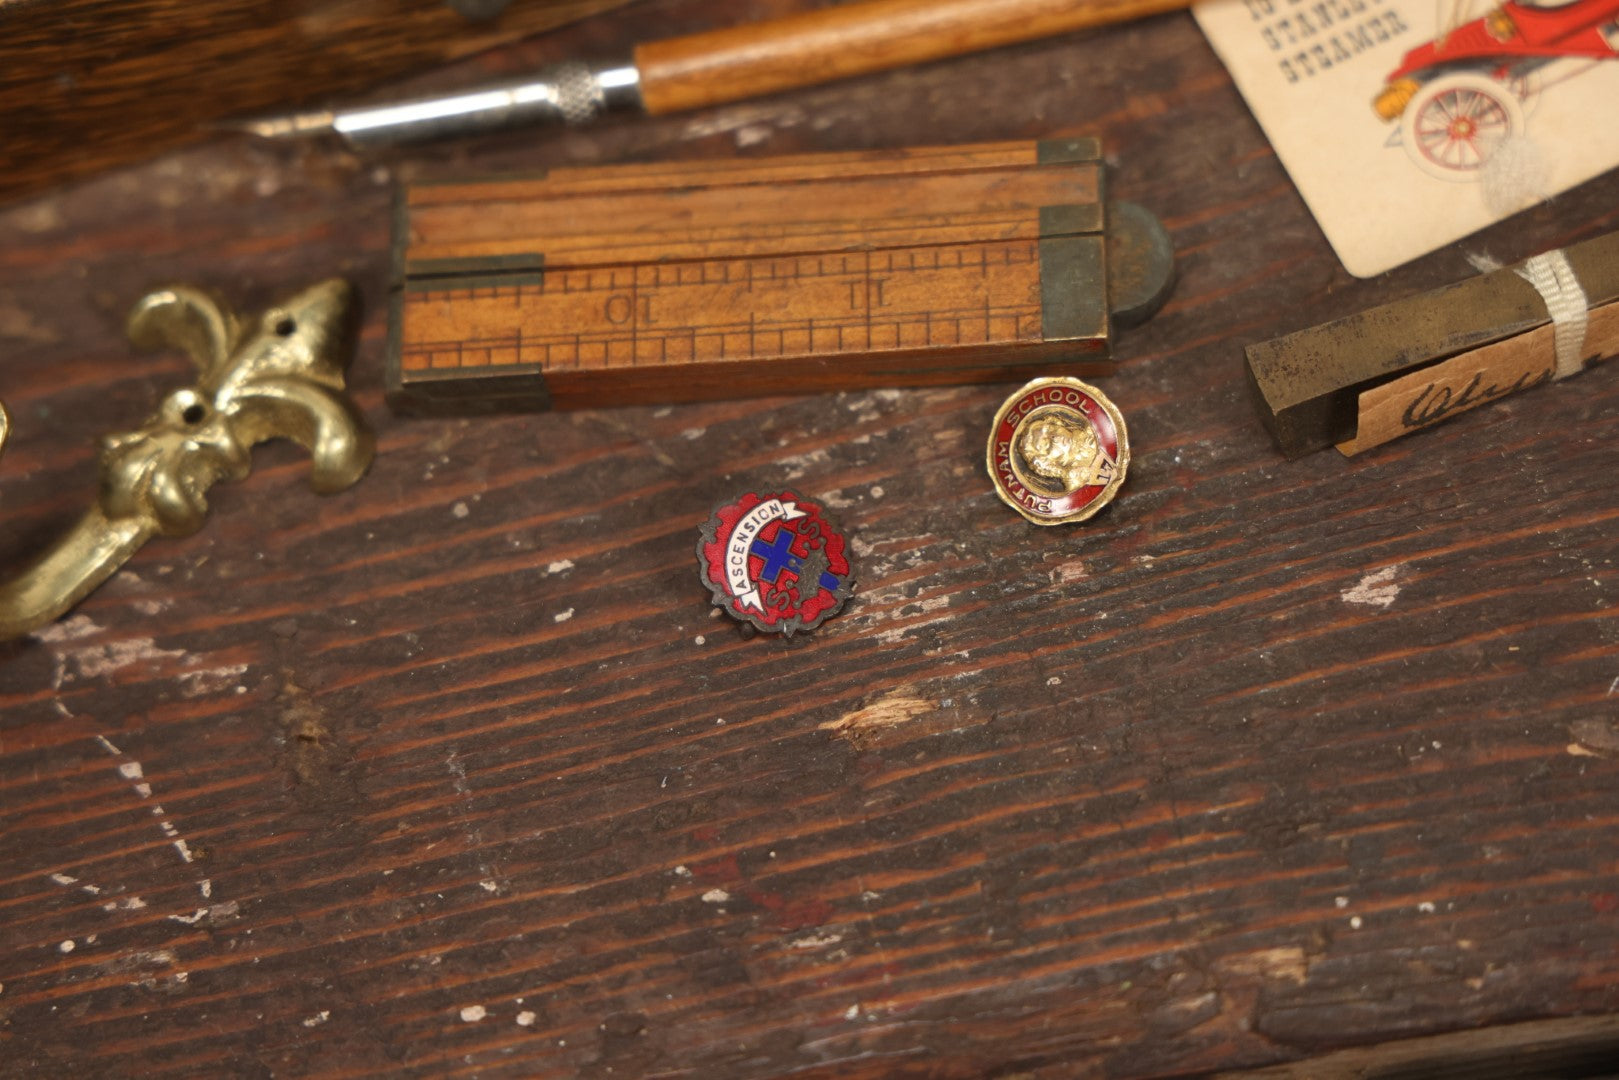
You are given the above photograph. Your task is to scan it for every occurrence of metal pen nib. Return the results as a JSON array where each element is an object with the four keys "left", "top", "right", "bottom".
[
  {"left": 234, "top": 61, "right": 642, "bottom": 148},
  {"left": 233, "top": 110, "right": 340, "bottom": 140}
]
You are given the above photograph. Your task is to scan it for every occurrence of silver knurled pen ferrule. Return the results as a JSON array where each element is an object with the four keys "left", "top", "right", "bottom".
[{"left": 308, "top": 60, "right": 643, "bottom": 148}]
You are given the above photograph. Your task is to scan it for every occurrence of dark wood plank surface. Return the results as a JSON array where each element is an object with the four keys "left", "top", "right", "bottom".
[
  {"left": 0, "top": 0, "right": 639, "bottom": 206},
  {"left": 2, "top": 0, "right": 1618, "bottom": 1076}
]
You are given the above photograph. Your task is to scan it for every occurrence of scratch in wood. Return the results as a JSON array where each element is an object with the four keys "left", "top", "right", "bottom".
[
  {"left": 820, "top": 692, "right": 932, "bottom": 740},
  {"left": 447, "top": 751, "right": 499, "bottom": 891},
  {"left": 38, "top": 616, "right": 188, "bottom": 680},
  {"left": 1570, "top": 718, "right": 1619, "bottom": 756},
  {"left": 49, "top": 870, "right": 149, "bottom": 913},
  {"left": 1342, "top": 565, "right": 1403, "bottom": 609},
  {"left": 49, "top": 872, "right": 99, "bottom": 895},
  {"left": 90, "top": 735, "right": 227, "bottom": 930},
  {"left": 178, "top": 663, "right": 249, "bottom": 698},
  {"left": 94, "top": 737, "right": 195, "bottom": 866},
  {"left": 1214, "top": 946, "right": 1308, "bottom": 985}
]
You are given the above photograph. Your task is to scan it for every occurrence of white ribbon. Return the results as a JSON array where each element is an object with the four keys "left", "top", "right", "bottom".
[
  {"left": 725, "top": 498, "right": 805, "bottom": 613},
  {"left": 1471, "top": 248, "right": 1591, "bottom": 381},
  {"left": 1514, "top": 249, "right": 1589, "bottom": 381}
]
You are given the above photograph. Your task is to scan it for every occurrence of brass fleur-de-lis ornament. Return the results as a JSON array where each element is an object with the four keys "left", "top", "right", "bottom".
[{"left": 0, "top": 278, "right": 374, "bottom": 640}]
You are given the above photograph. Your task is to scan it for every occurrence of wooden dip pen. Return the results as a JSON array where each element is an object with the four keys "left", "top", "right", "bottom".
[{"left": 238, "top": 0, "right": 1202, "bottom": 150}]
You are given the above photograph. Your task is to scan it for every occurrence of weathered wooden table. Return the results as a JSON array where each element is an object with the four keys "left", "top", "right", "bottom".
[{"left": 3, "top": 2, "right": 1618, "bottom": 1076}]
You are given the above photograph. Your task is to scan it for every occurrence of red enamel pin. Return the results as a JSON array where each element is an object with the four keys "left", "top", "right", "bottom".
[
  {"left": 697, "top": 489, "right": 854, "bottom": 635},
  {"left": 987, "top": 377, "right": 1130, "bottom": 526}
]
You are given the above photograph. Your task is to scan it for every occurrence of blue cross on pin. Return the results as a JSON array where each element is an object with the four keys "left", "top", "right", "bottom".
[
  {"left": 751, "top": 527, "right": 841, "bottom": 594},
  {"left": 751, "top": 528, "right": 801, "bottom": 584}
]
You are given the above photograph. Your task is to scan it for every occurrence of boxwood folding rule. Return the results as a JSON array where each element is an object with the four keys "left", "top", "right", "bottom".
[{"left": 386, "top": 138, "right": 1173, "bottom": 413}]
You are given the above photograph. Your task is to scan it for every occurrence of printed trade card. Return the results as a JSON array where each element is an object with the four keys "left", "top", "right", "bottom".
[{"left": 1193, "top": 0, "right": 1619, "bottom": 276}]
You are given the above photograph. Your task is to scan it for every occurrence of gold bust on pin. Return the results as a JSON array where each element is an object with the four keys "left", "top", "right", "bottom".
[{"left": 988, "top": 377, "right": 1130, "bottom": 526}]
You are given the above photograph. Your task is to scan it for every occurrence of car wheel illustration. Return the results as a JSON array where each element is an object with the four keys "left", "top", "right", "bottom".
[{"left": 1399, "top": 72, "right": 1526, "bottom": 179}]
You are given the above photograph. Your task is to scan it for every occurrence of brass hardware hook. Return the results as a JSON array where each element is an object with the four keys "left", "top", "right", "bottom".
[{"left": 0, "top": 278, "right": 375, "bottom": 641}]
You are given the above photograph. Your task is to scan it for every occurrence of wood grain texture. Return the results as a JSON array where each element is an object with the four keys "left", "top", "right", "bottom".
[
  {"left": 634, "top": 0, "right": 1195, "bottom": 114},
  {"left": 0, "top": 0, "right": 638, "bottom": 207},
  {"left": 2, "top": 0, "right": 1619, "bottom": 1076},
  {"left": 394, "top": 142, "right": 1109, "bottom": 410}
]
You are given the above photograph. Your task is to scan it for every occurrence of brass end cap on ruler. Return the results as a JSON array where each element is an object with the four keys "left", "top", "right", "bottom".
[{"left": 1106, "top": 201, "right": 1176, "bottom": 330}]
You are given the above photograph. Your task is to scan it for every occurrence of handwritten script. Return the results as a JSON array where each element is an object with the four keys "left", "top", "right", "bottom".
[{"left": 1400, "top": 366, "right": 1554, "bottom": 431}]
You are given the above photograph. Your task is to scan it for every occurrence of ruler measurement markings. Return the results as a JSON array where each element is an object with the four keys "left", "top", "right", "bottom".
[
  {"left": 393, "top": 139, "right": 1108, "bottom": 407},
  {"left": 405, "top": 300, "right": 1040, "bottom": 372},
  {"left": 864, "top": 248, "right": 873, "bottom": 351},
  {"left": 404, "top": 292, "right": 1038, "bottom": 338},
  {"left": 408, "top": 305, "right": 1040, "bottom": 350},
  {"left": 402, "top": 240, "right": 1044, "bottom": 373}
]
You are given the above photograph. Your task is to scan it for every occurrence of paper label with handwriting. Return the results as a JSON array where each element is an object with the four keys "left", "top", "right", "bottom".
[
  {"left": 1337, "top": 298, "right": 1617, "bottom": 453},
  {"left": 1192, "top": 0, "right": 1619, "bottom": 276}
]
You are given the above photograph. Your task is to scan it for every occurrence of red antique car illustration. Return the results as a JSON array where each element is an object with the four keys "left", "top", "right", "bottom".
[{"left": 1373, "top": 0, "right": 1619, "bottom": 176}]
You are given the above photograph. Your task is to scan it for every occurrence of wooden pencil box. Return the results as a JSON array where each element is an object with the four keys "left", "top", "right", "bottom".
[{"left": 385, "top": 138, "right": 1133, "bottom": 413}]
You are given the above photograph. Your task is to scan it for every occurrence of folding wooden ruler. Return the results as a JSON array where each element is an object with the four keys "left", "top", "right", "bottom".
[{"left": 386, "top": 138, "right": 1173, "bottom": 412}]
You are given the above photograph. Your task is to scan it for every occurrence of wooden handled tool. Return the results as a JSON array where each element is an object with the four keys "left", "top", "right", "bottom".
[
  {"left": 632, "top": 0, "right": 1196, "bottom": 115},
  {"left": 243, "top": 0, "right": 1196, "bottom": 146},
  {"left": 386, "top": 138, "right": 1174, "bottom": 414}
]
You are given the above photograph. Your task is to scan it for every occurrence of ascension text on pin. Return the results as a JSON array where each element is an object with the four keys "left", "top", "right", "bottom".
[{"left": 697, "top": 489, "right": 854, "bottom": 635}]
